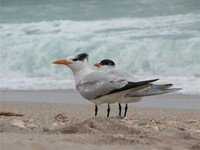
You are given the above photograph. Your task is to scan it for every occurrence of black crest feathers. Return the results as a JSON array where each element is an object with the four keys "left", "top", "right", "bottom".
[
  {"left": 100, "top": 59, "right": 115, "bottom": 66},
  {"left": 76, "top": 53, "right": 89, "bottom": 62}
]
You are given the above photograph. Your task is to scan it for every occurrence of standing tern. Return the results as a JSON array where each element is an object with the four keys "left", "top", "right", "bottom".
[
  {"left": 94, "top": 59, "right": 181, "bottom": 117},
  {"left": 52, "top": 53, "right": 158, "bottom": 117}
]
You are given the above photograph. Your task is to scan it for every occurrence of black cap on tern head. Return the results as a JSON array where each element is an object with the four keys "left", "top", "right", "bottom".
[
  {"left": 100, "top": 59, "right": 115, "bottom": 66},
  {"left": 74, "top": 53, "right": 89, "bottom": 62}
]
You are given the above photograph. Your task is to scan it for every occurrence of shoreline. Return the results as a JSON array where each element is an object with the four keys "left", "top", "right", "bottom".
[{"left": 1, "top": 89, "right": 200, "bottom": 109}]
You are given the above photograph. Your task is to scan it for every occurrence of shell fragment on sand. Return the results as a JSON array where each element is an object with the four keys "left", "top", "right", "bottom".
[{"left": 11, "top": 120, "right": 26, "bottom": 128}]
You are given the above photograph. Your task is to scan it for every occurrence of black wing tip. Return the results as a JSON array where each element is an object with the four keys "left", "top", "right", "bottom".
[
  {"left": 108, "top": 79, "right": 158, "bottom": 96},
  {"left": 151, "top": 79, "right": 159, "bottom": 82},
  {"left": 133, "top": 78, "right": 159, "bottom": 85}
]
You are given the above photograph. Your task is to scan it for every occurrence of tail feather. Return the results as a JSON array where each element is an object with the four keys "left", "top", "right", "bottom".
[
  {"left": 126, "top": 88, "right": 182, "bottom": 97},
  {"left": 151, "top": 84, "right": 173, "bottom": 90}
]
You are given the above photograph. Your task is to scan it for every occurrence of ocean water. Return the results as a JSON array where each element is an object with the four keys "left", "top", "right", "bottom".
[{"left": 1, "top": 0, "right": 200, "bottom": 95}]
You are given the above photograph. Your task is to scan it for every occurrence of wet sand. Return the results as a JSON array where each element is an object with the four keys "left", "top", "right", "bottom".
[
  {"left": 1, "top": 90, "right": 200, "bottom": 109},
  {"left": 1, "top": 100, "right": 200, "bottom": 150}
]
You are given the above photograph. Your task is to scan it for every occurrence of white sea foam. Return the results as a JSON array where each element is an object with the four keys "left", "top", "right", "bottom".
[
  {"left": 0, "top": 77, "right": 75, "bottom": 90},
  {"left": 1, "top": 14, "right": 200, "bottom": 94},
  {"left": 135, "top": 75, "right": 200, "bottom": 95},
  {"left": 1, "top": 75, "right": 200, "bottom": 95}
]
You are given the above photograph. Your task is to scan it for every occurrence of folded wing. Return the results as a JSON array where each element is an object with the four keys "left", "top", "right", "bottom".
[{"left": 76, "top": 72, "right": 158, "bottom": 100}]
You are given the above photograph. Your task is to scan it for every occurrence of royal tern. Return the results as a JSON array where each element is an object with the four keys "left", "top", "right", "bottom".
[
  {"left": 94, "top": 59, "right": 181, "bottom": 117},
  {"left": 52, "top": 53, "right": 158, "bottom": 117}
]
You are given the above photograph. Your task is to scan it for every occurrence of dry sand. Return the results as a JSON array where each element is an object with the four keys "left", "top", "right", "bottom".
[{"left": 0, "top": 101, "right": 200, "bottom": 150}]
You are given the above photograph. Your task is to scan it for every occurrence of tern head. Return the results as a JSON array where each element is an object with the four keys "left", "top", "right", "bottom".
[
  {"left": 52, "top": 53, "right": 89, "bottom": 72},
  {"left": 94, "top": 59, "right": 115, "bottom": 71}
]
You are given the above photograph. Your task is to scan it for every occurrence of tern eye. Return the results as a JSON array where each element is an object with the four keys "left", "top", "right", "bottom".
[{"left": 73, "top": 58, "right": 78, "bottom": 61}]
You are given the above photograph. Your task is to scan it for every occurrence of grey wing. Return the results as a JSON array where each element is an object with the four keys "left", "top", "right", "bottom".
[
  {"left": 76, "top": 72, "right": 128, "bottom": 100},
  {"left": 108, "top": 69, "right": 137, "bottom": 82}
]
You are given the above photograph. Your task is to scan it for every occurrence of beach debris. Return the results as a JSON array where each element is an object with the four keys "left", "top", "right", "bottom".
[
  {"left": 177, "top": 127, "right": 186, "bottom": 131},
  {"left": 187, "top": 120, "right": 197, "bottom": 124},
  {"left": 153, "top": 126, "right": 160, "bottom": 132},
  {"left": 22, "top": 120, "right": 29, "bottom": 123},
  {"left": 139, "top": 122, "right": 147, "bottom": 126},
  {"left": 0, "top": 111, "right": 24, "bottom": 117},
  {"left": 43, "top": 127, "right": 50, "bottom": 132},
  {"left": 54, "top": 114, "right": 68, "bottom": 123},
  {"left": 10, "top": 118, "right": 39, "bottom": 130},
  {"left": 26, "top": 123, "right": 39, "bottom": 129},
  {"left": 52, "top": 123, "right": 58, "bottom": 127},
  {"left": 150, "top": 120, "right": 162, "bottom": 125},
  {"left": 11, "top": 120, "right": 26, "bottom": 128}
]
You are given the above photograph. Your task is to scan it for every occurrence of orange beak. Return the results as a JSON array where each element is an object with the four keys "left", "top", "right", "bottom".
[
  {"left": 93, "top": 63, "right": 101, "bottom": 68},
  {"left": 52, "top": 59, "right": 71, "bottom": 65}
]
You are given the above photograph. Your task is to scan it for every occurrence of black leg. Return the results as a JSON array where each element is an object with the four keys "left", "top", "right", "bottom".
[
  {"left": 95, "top": 105, "right": 98, "bottom": 116},
  {"left": 107, "top": 104, "right": 110, "bottom": 118},
  {"left": 124, "top": 103, "right": 128, "bottom": 117},
  {"left": 118, "top": 103, "right": 122, "bottom": 116}
]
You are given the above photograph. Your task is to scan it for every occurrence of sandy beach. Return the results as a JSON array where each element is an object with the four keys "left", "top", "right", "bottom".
[
  {"left": 2, "top": 0, "right": 200, "bottom": 149},
  {"left": 1, "top": 93, "right": 200, "bottom": 150}
]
